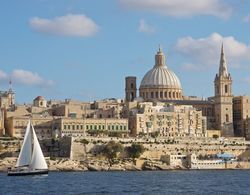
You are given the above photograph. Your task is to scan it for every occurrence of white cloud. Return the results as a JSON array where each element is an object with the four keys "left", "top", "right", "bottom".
[
  {"left": 181, "top": 63, "right": 205, "bottom": 71},
  {"left": 243, "top": 15, "right": 250, "bottom": 23},
  {"left": 175, "top": 33, "right": 250, "bottom": 70},
  {"left": 11, "top": 69, "right": 54, "bottom": 87},
  {"left": 138, "top": 19, "right": 155, "bottom": 34},
  {"left": 119, "top": 0, "right": 232, "bottom": 18},
  {"left": 30, "top": 14, "right": 99, "bottom": 37},
  {"left": 0, "top": 70, "right": 8, "bottom": 81}
]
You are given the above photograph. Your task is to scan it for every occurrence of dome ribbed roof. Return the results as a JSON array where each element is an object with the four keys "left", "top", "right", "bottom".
[
  {"left": 140, "top": 48, "right": 182, "bottom": 89},
  {"left": 140, "top": 66, "right": 182, "bottom": 89}
]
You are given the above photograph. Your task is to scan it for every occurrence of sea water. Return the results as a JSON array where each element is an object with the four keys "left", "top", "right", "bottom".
[{"left": 1, "top": 170, "right": 250, "bottom": 194}]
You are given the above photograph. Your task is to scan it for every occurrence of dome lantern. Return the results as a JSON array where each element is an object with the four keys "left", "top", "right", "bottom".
[{"left": 154, "top": 46, "right": 166, "bottom": 68}]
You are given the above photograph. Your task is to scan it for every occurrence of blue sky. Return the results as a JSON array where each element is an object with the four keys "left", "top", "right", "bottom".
[{"left": 0, "top": 0, "right": 250, "bottom": 104}]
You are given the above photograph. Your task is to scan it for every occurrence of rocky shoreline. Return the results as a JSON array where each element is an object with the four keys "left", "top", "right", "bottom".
[
  {"left": 1, "top": 157, "right": 250, "bottom": 172},
  {"left": 0, "top": 157, "right": 184, "bottom": 172}
]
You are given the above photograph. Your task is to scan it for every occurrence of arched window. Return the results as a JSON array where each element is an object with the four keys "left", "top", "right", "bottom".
[
  {"left": 226, "top": 114, "right": 229, "bottom": 122},
  {"left": 165, "top": 92, "right": 167, "bottom": 98},
  {"left": 131, "top": 83, "right": 134, "bottom": 89},
  {"left": 225, "top": 85, "right": 228, "bottom": 93},
  {"left": 169, "top": 92, "right": 171, "bottom": 98},
  {"left": 151, "top": 92, "right": 154, "bottom": 98}
]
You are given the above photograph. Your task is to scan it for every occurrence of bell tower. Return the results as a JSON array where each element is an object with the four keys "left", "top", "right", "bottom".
[
  {"left": 214, "top": 44, "right": 234, "bottom": 137},
  {"left": 125, "top": 76, "right": 137, "bottom": 102}
]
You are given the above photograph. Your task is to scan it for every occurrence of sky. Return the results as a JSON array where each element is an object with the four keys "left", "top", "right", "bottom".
[{"left": 0, "top": 0, "right": 250, "bottom": 104}]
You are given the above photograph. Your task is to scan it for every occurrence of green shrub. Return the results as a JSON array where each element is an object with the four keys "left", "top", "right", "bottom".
[
  {"left": 127, "top": 143, "right": 145, "bottom": 159},
  {"left": 102, "top": 141, "right": 124, "bottom": 165}
]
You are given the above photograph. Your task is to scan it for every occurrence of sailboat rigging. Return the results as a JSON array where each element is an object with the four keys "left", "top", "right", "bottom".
[{"left": 7, "top": 120, "right": 48, "bottom": 176}]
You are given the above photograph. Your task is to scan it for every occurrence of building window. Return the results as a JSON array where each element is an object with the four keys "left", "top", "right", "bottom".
[
  {"left": 165, "top": 92, "right": 167, "bottom": 98},
  {"left": 131, "top": 83, "right": 134, "bottom": 89},
  {"left": 225, "top": 85, "right": 228, "bottom": 93},
  {"left": 160, "top": 91, "right": 163, "bottom": 98},
  {"left": 151, "top": 92, "right": 154, "bottom": 98},
  {"left": 64, "top": 125, "right": 67, "bottom": 130},
  {"left": 68, "top": 125, "right": 71, "bottom": 130},
  {"left": 155, "top": 92, "right": 158, "bottom": 98},
  {"left": 169, "top": 92, "right": 171, "bottom": 98},
  {"left": 226, "top": 114, "right": 229, "bottom": 122}
]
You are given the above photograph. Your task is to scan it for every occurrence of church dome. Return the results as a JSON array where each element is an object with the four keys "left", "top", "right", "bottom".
[
  {"left": 139, "top": 48, "right": 183, "bottom": 100},
  {"left": 140, "top": 66, "right": 182, "bottom": 89}
]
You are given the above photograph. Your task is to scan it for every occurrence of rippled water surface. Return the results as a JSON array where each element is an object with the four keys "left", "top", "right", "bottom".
[{"left": 1, "top": 170, "right": 250, "bottom": 194}]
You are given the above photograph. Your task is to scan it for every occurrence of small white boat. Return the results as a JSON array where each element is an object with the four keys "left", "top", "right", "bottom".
[{"left": 7, "top": 120, "right": 48, "bottom": 176}]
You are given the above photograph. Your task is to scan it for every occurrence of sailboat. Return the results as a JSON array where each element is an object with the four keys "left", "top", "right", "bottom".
[{"left": 7, "top": 120, "right": 48, "bottom": 176}]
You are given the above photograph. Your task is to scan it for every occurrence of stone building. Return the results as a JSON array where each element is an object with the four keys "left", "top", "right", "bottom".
[
  {"left": 5, "top": 116, "right": 54, "bottom": 139},
  {"left": 0, "top": 81, "right": 15, "bottom": 109},
  {"left": 213, "top": 44, "right": 234, "bottom": 137},
  {"left": 125, "top": 45, "right": 234, "bottom": 137},
  {"left": 129, "top": 102, "right": 206, "bottom": 137},
  {"left": 33, "top": 96, "right": 47, "bottom": 108},
  {"left": 139, "top": 47, "right": 183, "bottom": 101},
  {"left": 54, "top": 117, "right": 129, "bottom": 137},
  {"left": 234, "top": 96, "right": 250, "bottom": 137}
]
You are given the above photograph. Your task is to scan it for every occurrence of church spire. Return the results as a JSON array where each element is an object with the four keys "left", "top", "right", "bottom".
[
  {"left": 155, "top": 46, "right": 166, "bottom": 68},
  {"left": 8, "top": 77, "right": 13, "bottom": 93},
  {"left": 219, "top": 43, "right": 228, "bottom": 77}
]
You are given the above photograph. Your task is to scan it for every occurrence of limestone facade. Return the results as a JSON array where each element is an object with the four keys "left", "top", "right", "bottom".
[
  {"left": 129, "top": 102, "right": 206, "bottom": 137},
  {"left": 125, "top": 45, "right": 237, "bottom": 138},
  {"left": 139, "top": 48, "right": 183, "bottom": 101},
  {"left": 5, "top": 116, "right": 54, "bottom": 139},
  {"left": 33, "top": 96, "right": 47, "bottom": 108},
  {"left": 213, "top": 45, "right": 234, "bottom": 137},
  {"left": 54, "top": 117, "right": 129, "bottom": 137},
  {"left": 233, "top": 96, "right": 250, "bottom": 137}
]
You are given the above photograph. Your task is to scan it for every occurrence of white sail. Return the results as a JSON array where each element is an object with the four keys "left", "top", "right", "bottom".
[
  {"left": 16, "top": 121, "right": 32, "bottom": 167},
  {"left": 30, "top": 125, "right": 48, "bottom": 170}
]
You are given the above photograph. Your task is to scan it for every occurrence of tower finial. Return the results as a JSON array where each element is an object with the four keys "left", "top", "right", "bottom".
[
  {"left": 9, "top": 77, "right": 13, "bottom": 92},
  {"left": 158, "top": 44, "right": 162, "bottom": 52}
]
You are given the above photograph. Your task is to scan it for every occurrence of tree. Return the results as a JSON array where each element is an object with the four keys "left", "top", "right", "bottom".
[
  {"left": 102, "top": 141, "right": 124, "bottom": 165},
  {"left": 80, "top": 139, "right": 89, "bottom": 145},
  {"left": 127, "top": 143, "right": 145, "bottom": 159},
  {"left": 150, "top": 131, "right": 159, "bottom": 138},
  {"left": 213, "top": 134, "right": 219, "bottom": 139}
]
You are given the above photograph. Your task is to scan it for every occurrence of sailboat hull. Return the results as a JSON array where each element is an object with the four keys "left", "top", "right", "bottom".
[{"left": 7, "top": 169, "right": 48, "bottom": 176}]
